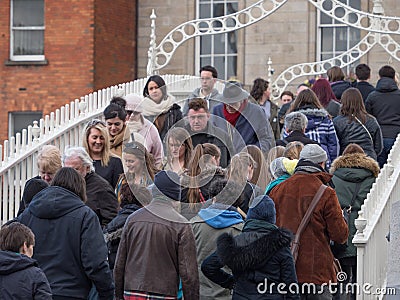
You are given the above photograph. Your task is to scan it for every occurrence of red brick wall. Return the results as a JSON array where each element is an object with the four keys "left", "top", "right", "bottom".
[
  {"left": 0, "top": 0, "right": 94, "bottom": 143},
  {"left": 94, "top": 0, "right": 137, "bottom": 90}
]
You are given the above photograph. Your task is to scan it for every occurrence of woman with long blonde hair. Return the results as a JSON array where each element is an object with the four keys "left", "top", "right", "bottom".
[{"left": 83, "top": 119, "right": 123, "bottom": 188}]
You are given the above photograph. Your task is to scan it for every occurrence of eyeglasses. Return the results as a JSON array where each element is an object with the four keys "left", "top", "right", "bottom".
[
  {"left": 86, "top": 119, "right": 106, "bottom": 128},
  {"left": 123, "top": 142, "right": 144, "bottom": 152}
]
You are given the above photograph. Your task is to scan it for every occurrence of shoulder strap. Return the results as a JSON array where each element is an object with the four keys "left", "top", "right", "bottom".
[
  {"left": 291, "top": 184, "right": 327, "bottom": 261},
  {"left": 353, "top": 114, "right": 373, "bottom": 143}
]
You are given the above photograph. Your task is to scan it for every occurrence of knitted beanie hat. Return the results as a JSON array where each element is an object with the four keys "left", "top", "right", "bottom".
[
  {"left": 247, "top": 195, "right": 276, "bottom": 224},
  {"left": 152, "top": 170, "right": 181, "bottom": 201},
  {"left": 299, "top": 144, "right": 328, "bottom": 164}
]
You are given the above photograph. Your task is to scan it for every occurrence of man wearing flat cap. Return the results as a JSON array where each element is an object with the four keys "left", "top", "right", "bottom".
[
  {"left": 269, "top": 144, "right": 348, "bottom": 299},
  {"left": 211, "top": 82, "right": 274, "bottom": 154},
  {"left": 114, "top": 170, "right": 199, "bottom": 300}
]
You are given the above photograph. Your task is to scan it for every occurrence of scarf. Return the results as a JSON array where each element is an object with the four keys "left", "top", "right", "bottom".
[
  {"left": 110, "top": 125, "right": 129, "bottom": 157},
  {"left": 222, "top": 100, "right": 247, "bottom": 126},
  {"left": 141, "top": 94, "right": 176, "bottom": 117}
]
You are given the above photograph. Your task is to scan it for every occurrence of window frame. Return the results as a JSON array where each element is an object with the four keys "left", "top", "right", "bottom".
[
  {"left": 10, "top": 0, "right": 45, "bottom": 62},
  {"left": 316, "top": 0, "right": 361, "bottom": 74},
  {"left": 195, "top": 0, "right": 238, "bottom": 81}
]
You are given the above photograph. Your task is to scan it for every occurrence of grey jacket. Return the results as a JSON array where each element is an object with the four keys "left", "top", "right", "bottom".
[{"left": 183, "top": 88, "right": 221, "bottom": 115}]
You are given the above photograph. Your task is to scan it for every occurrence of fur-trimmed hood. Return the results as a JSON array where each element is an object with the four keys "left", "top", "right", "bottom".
[
  {"left": 330, "top": 153, "right": 380, "bottom": 178},
  {"left": 216, "top": 220, "right": 292, "bottom": 273}
]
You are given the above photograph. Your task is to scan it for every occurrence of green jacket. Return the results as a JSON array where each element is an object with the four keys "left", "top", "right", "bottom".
[{"left": 330, "top": 153, "right": 380, "bottom": 258}]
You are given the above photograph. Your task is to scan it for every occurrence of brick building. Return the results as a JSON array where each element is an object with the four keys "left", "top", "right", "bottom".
[{"left": 0, "top": 0, "right": 137, "bottom": 142}]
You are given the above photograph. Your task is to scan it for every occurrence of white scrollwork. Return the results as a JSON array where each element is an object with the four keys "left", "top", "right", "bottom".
[
  {"left": 147, "top": 0, "right": 288, "bottom": 74},
  {"left": 308, "top": 0, "right": 400, "bottom": 34}
]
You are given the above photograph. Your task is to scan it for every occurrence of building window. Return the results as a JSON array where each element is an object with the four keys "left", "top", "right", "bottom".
[
  {"left": 197, "top": 0, "right": 238, "bottom": 80},
  {"left": 9, "top": 111, "right": 42, "bottom": 139},
  {"left": 10, "top": 0, "right": 45, "bottom": 61},
  {"left": 317, "top": 0, "right": 361, "bottom": 75}
]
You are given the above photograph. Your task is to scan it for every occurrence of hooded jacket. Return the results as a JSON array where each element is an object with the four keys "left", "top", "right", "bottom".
[
  {"left": 201, "top": 219, "right": 299, "bottom": 299},
  {"left": 269, "top": 160, "right": 348, "bottom": 285},
  {"left": 17, "top": 186, "right": 114, "bottom": 300},
  {"left": 284, "top": 106, "right": 339, "bottom": 168},
  {"left": 365, "top": 77, "right": 400, "bottom": 139},
  {"left": 330, "top": 153, "right": 379, "bottom": 258},
  {"left": 0, "top": 251, "right": 52, "bottom": 299},
  {"left": 191, "top": 205, "right": 243, "bottom": 300}
]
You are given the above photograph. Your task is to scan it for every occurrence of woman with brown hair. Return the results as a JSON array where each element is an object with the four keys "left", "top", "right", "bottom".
[
  {"left": 180, "top": 143, "right": 224, "bottom": 220},
  {"left": 327, "top": 66, "right": 352, "bottom": 100},
  {"left": 82, "top": 119, "right": 124, "bottom": 188},
  {"left": 333, "top": 88, "right": 383, "bottom": 160},
  {"left": 142, "top": 75, "right": 183, "bottom": 142},
  {"left": 115, "top": 142, "right": 158, "bottom": 202},
  {"left": 242, "top": 145, "right": 268, "bottom": 192},
  {"left": 163, "top": 127, "right": 194, "bottom": 175},
  {"left": 285, "top": 89, "right": 339, "bottom": 168},
  {"left": 226, "top": 152, "right": 263, "bottom": 215}
]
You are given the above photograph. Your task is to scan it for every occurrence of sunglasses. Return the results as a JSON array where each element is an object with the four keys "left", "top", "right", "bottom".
[
  {"left": 86, "top": 119, "right": 106, "bottom": 128},
  {"left": 126, "top": 110, "right": 141, "bottom": 115}
]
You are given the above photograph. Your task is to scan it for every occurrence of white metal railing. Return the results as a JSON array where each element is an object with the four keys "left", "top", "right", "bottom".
[
  {"left": 0, "top": 74, "right": 223, "bottom": 224},
  {"left": 353, "top": 134, "right": 400, "bottom": 300}
]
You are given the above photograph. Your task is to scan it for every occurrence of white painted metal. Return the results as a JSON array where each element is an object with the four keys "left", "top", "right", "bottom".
[
  {"left": 147, "top": 0, "right": 288, "bottom": 75},
  {"left": 0, "top": 75, "right": 222, "bottom": 224}
]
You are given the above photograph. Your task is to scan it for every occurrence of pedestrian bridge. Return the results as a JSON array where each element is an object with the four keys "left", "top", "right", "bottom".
[{"left": 0, "top": 74, "right": 398, "bottom": 299}]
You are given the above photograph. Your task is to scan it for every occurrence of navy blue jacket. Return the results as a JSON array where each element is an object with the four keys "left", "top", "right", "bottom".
[
  {"left": 18, "top": 186, "right": 114, "bottom": 299},
  {"left": 0, "top": 250, "right": 52, "bottom": 299},
  {"left": 212, "top": 101, "right": 274, "bottom": 153}
]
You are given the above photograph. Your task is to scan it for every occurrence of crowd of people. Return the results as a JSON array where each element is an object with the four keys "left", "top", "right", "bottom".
[{"left": 1, "top": 63, "right": 399, "bottom": 300}]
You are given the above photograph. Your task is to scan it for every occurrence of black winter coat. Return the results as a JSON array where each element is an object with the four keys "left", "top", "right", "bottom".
[
  {"left": 352, "top": 81, "right": 375, "bottom": 103},
  {"left": 185, "top": 123, "right": 235, "bottom": 168},
  {"left": 17, "top": 186, "right": 114, "bottom": 299},
  {"left": 103, "top": 203, "right": 142, "bottom": 270},
  {"left": 365, "top": 77, "right": 400, "bottom": 139},
  {"left": 333, "top": 114, "right": 383, "bottom": 160},
  {"left": 202, "top": 219, "right": 299, "bottom": 299},
  {"left": 331, "top": 80, "right": 352, "bottom": 100},
  {"left": 85, "top": 171, "right": 119, "bottom": 227},
  {"left": 158, "top": 103, "right": 183, "bottom": 142},
  {"left": 0, "top": 251, "right": 52, "bottom": 299}
]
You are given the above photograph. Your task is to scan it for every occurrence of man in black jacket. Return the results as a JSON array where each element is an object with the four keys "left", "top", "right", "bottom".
[
  {"left": 365, "top": 65, "right": 400, "bottom": 167},
  {"left": 352, "top": 63, "right": 375, "bottom": 103},
  {"left": 184, "top": 98, "right": 235, "bottom": 167},
  {"left": 63, "top": 146, "right": 118, "bottom": 227}
]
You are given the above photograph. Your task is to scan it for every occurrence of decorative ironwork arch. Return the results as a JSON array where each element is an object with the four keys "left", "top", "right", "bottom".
[
  {"left": 147, "top": 0, "right": 288, "bottom": 75},
  {"left": 146, "top": 0, "right": 400, "bottom": 99}
]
